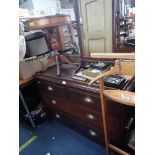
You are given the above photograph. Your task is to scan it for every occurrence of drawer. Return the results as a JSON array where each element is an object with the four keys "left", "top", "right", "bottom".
[
  {"left": 48, "top": 97, "right": 103, "bottom": 129},
  {"left": 46, "top": 108, "right": 122, "bottom": 147},
  {"left": 68, "top": 87, "right": 102, "bottom": 113},
  {"left": 49, "top": 109, "right": 104, "bottom": 145},
  {"left": 37, "top": 80, "right": 68, "bottom": 99}
]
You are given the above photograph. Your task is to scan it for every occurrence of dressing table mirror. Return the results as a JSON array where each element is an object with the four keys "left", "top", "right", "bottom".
[{"left": 73, "top": 0, "right": 135, "bottom": 60}]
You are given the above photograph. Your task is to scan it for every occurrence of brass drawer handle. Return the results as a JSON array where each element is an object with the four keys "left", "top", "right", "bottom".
[
  {"left": 86, "top": 114, "right": 95, "bottom": 120},
  {"left": 48, "top": 86, "right": 54, "bottom": 91},
  {"left": 89, "top": 130, "right": 97, "bottom": 137},
  {"left": 84, "top": 97, "right": 93, "bottom": 103},
  {"left": 62, "top": 81, "right": 67, "bottom": 85},
  {"left": 55, "top": 113, "right": 61, "bottom": 119},
  {"left": 51, "top": 100, "right": 56, "bottom": 104}
]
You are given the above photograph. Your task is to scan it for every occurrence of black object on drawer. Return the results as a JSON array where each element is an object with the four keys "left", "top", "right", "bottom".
[{"left": 104, "top": 75, "right": 127, "bottom": 89}]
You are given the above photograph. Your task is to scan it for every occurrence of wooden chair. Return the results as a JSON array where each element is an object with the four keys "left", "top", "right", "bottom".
[{"left": 89, "top": 61, "right": 135, "bottom": 155}]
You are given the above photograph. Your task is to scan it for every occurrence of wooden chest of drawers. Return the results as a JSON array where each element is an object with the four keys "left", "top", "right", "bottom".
[
  {"left": 35, "top": 64, "right": 134, "bottom": 149},
  {"left": 37, "top": 79, "right": 130, "bottom": 146}
]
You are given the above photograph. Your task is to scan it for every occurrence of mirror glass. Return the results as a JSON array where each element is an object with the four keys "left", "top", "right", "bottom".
[
  {"left": 19, "top": 0, "right": 135, "bottom": 59},
  {"left": 75, "top": 0, "right": 135, "bottom": 57}
]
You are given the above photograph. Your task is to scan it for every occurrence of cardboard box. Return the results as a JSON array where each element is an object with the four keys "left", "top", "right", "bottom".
[{"left": 19, "top": 52, "right": 55, "bottom": 80}]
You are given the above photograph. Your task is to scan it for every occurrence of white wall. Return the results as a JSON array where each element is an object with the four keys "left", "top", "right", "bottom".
[
  {"left": 20, "top": 0, "right": 34, "bottom": 10},
  {"left": 19, "top": 0, "right": 75, "bottom": 19},
  {"left": 32, "top": 0, "right": 61, "bottom": 15}
]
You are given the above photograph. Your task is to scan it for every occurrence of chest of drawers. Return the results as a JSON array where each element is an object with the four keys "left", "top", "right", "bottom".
[{"left": 35, "top": 64, "right": 134, "bottom": 149}]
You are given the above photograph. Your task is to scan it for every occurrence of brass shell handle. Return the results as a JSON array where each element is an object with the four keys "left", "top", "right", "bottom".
[
  {"left": 86, "top": 114, "right": 95, "bottom": 120},
  {"left": 84, "top": 97, "right": 93, "bottom": 103},
  {"left": 55, "top": 113, "right": 61, "bottom": 119},
  {"left": 48, "top": 86, "right": 54, "bottom": 91},
  {"left": 62, "top": 81, "right": 67, "bottom": 85},
  {"left": 51, "top": 100, "right": 56, "bottom": 104},
  {"left": 89, "top": 130, "right": 97, "bottom": 137}
]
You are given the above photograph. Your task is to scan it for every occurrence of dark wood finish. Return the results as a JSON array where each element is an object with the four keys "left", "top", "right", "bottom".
[
  {"left": 48, "top": 97, "right": 103, "bottom": 129},
  {"left": 35, "top": 63, "right": 134, "bottom": 150},
  {"left": 68, "top": 87, "right": 102, "bottom": 113},
  {"left": 73, "top": 0, "right": 84, "bottom": 59},
  {"left": 113, "top": 44, "right": 135, "bottom": 53},
  {"left": 47, "top": 108, "right": 105, "bottom": 144},
  {"left": 37, "top": 80, "right": 68, "bottom": 99}
]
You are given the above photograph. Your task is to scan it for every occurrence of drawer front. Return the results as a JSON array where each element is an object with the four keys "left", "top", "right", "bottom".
[
  {"left": 37, "top": 80, "right": 67, "bottom": 99},
  {"left": 49, "top": 109, "right": 104, "bottom": 145},
  {"left": 46, "top": 108, "right": 122, "bottom": 146},
  {"left": 68, "top": 87, "right": 102, "bottom": 113},
  {"left": 48, "top": 97, "right": 121, "bottom": 138},
  {"left": 48, "top": 97, "right": 103, "bottom": 129}
]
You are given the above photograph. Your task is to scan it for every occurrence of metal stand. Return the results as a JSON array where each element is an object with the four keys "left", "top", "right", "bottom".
[
  {"left": 55, "top": 54, "right": 60, "bottom": 76},
  {"left": 19, "top": 89, "right": 35, "bottom": 128}
]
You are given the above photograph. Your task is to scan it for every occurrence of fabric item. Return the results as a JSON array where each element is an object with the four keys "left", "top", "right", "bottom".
[{"left": 19, "top": 35, "right": 26, "bottom": 60}]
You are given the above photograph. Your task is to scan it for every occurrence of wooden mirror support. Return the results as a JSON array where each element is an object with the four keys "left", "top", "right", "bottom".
[{"left": 89, "top": 59, "right": 135, "bottom": 155}]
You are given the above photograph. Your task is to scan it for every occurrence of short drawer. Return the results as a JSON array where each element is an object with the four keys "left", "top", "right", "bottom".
[
  {"left": 48, "top": 97, "right": 103, "bottom": 129},
  {"left": 37, "top": 80, "right": 67, "bottom": 99},
  {"left": 68, "top": 87, "right": 102, "bottom": 113}
]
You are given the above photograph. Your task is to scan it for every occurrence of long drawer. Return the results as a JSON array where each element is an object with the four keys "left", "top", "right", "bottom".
[
  {"left": 48, "top": 97, "right": 103, "bottom": 129},
  {"left": 68, "top": 87, "right": 102, "bottom": 113},
  {"left": 47, "top": 109, "right": 105, "bottom": 145},
  {"left": 46, "top": 108, "right": 122, "bottom": 147}
]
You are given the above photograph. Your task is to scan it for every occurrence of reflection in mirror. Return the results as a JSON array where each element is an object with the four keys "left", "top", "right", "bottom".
[
  {"left": 74, "top": 0, "right": 135, "bottom": 57},
  {"left": 19, "top": 0, "right": 81, "bottom": 58},
  {"left": 114, "top": 0, "right": 135, "bottom": 53}
]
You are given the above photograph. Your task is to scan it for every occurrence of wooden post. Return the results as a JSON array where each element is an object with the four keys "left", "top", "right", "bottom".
[{"left": 99, "top": 78, "right": 110, "bottom": 155}]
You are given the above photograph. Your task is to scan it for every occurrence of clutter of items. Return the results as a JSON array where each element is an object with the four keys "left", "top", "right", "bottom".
[{"left": 19, "top": 15, "right": 79, "bottom": 80}]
